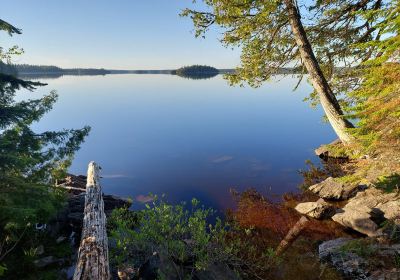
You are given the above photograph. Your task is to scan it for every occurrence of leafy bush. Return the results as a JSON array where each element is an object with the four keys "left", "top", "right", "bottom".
[
  {"left": 375, "top": 174, "right": 400, "bottom": 193},
  {"left": 109, "top": 193, "right": 344, "bottom": 279},
  {"left": 109, "top": 197, "right": 232, "bottom": 278},
  {"left": 347, "top": 63, "right": 400, "bottom": 153}
]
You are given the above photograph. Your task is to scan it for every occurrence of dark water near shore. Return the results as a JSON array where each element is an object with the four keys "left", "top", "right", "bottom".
[{"left": 23, "top": 74, "right": 336, "bottom": 210}]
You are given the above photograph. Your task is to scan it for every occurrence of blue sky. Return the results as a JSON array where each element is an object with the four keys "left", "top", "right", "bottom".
[{"left": 0, "top": 1, "right": 240, "bottom": 69}]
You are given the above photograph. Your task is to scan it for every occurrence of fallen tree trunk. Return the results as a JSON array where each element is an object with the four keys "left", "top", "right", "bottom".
[
  {"left": 73, "top": 161, "right": 110, "bottom": 280},
  {"left": 276, "top": 216, "right": 310, "bottom": 256}
]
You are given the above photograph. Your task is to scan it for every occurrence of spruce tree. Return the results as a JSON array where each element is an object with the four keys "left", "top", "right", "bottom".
[{"left": 0, "top": 19, "right": 90, "bottom": 276}]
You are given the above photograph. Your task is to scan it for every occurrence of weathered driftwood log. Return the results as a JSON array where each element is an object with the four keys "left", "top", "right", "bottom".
[
  {"left": 56, "top": 184, "right": 86, "bottom": 192},
  {"left": 276, "top": 216, "right": 310, "bottom": 256},
  {"left": 73, "top": 162, "right": 110, "bottom": 280}
]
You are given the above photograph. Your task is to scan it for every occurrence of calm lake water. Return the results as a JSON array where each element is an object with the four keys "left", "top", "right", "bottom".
[{"left": 25, "top": 74, "right": 336, "bottom": 210}]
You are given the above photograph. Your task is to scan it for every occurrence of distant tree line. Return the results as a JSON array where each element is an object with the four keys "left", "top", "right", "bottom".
[
  {"left": 0, "top": 62, "right": 18, "bottom": 76},
  {"left": 0, "top": 63, "right": 111, "bottom": 76},
  {"left": 16, "top": 64, "right": 63, "bottom": 73},
  {"left": 0, "top": 19, "right": 90, "bottom": 278},
  {"left": 0, "top": 62, "right": 303, "bottom": 80}
]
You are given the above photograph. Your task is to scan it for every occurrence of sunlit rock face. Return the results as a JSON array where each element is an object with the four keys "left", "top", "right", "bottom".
[
  {"left": 295, "top": 200, "right": 335, "bottom": 219},
  {"left": 332, "top": 188, "right": 400, "bottom": 237},
  {"left": 309, "top": 177, "right": 363, "bottom": 200}
]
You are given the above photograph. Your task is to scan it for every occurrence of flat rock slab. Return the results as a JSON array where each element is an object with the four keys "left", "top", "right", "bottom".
[
  {"left": 319, "top": 238, "right": 354, "bottom": 260},
  {"left": 375, "top": 199, "right": 400, "bottom": 223},
  {"left": 65, "top": 192, "right": 132, "bottom": 233},
  {"left": 314, "top": 139, "right": 341, "bottom": 157},
  {"left": 295, "top": 201, "right": 335, "bottom": 219},
  {"left": 309, "top": 177, "right": 361, "bottom": 200},
  {"left": 34, "top": 256, "right": 64, "bottom": 268},
  {"left": 332, "top": 206, "right": 379, "bottom": 237},
  {"left": 332, "top": 188, "right": 400, "bottom": 236}
]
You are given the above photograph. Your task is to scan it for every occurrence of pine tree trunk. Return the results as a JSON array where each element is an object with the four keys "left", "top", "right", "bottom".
[{"left": 283, "top": 0, "right": 355, "bottom": 144}]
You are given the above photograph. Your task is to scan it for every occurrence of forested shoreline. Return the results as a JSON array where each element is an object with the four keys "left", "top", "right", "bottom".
[
  {"left": 1, "top": 0, "right": 400, "bottom": 278},
  {"left": 1, "top": 62, "right": 301, "bottom": 79}
]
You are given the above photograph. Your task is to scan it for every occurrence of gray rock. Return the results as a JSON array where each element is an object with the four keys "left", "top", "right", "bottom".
[
  {"left": 57, "top": 173, "right": 87, "bottom": 190},
  {"left": 309, "top": 177, "right": 363, "bottom": 200},
  {"left": 319, "top": 238, "right": 353, "bottom": 259},
  {"left": 34, "top": 256, "right": 62, "bottom": 268},
  {"left": 319, "top": 238, "right": 370, "bottom": 279},
  {"left": 314, "top": 139, "right": 341, "bottom": 157},
  {"left": 103, "top": 195, "right": 132, "bottom": 212},
  {"left": 332, "top": 188, "right": 400, "bottom": 236},
  {"left": 319, "top": 238, "right": 400, "bottom": 280},
  {"left": 309, "top": 177, "right": 343, "bottom": 200},
  {"left": 332, "top": 207, "right": 379, "bottom": 237},
  {"left": 66, "top": 192, "right": 132, "bottom": 233},
  {"left": 68, "top": 193, "right": 132, "bottom": 214},
  {"left": 295, "top": 201, "right": 335, "bottom": 219},
  {"left": 376, "top": 199, "right": 400, "bottom": 223}
]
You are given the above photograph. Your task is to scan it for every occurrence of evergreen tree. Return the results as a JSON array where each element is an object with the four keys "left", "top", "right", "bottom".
[
  {"left": 0, "top": 19, "right": 90, "bottom": 276},
  {"left": 340, "top": 1, "right": 400, "bottom": 152},
  {"left": 183, "top": 0, "right": 400, "bottom": 150},
  {"left": 182, "top": 0, "right": 356, "bottom": 143},
  {"left": 299, "top": 0, "right": 399, "bottom": 152},
  {"left": 173, "top": 65, "right": 219, "bottom": 79}
]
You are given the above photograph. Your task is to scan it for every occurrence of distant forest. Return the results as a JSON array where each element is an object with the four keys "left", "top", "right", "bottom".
[
  {"left": 0, "top": 61, "right": 18, "bottom": 76},
  {"left": 0, "top": 62, "right": 300, "bottom": 79},
  {"left": 15, "top": 64, "right": 110, "bottom": 75},
  {"left": 172, "top": 65, "right": 220, "bottom": 79}
]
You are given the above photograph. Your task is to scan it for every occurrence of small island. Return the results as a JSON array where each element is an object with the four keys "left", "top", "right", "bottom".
[{"left": 171, "top": 65, "right": 219, "bottom": 79}]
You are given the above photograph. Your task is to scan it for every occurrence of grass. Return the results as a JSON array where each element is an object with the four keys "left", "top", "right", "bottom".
[
  {"left": 375, "top": 174, "right": 400, "bottom": 193},
  {"left": 336, "top": 174, "right": 361, "bottom": 185},
  {"left": 325, "top": 144, "right": 352, "bottom": 158},
  {"left": 339, "top": 239, "right": 376, "bottom": 258}
]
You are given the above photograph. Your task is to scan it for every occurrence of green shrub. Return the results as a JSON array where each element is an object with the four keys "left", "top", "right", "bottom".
[
  {"left": 375, "top": 174, "right": 400, "bottom": 193},
  {"left": 108, "top": 197, "right": 287, "bottom": 279},
  {"left": 108, "top": 198, "right": 230, "bottom": 275}
]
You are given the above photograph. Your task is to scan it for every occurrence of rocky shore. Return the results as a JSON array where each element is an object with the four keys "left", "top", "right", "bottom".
[
  {"left": 53, "top": 174, "right": 132, "bottom": 236},
  {"left": 294, "top": 142, "right": 400, "bottom": 279},
  {"left": 33, "top": 174, "right": 131, "bottom": 275},
  {"left": 40, "top": 144, "right": 400, "bottom": 280}
]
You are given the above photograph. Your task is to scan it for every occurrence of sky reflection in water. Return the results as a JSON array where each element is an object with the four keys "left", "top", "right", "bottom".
[{"left": 27, "top": 74, "right": 336, "bottom": 210}]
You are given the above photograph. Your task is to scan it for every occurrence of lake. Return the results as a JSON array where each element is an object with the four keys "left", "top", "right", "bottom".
[{"left": 24, "top": 74, "right": 336, "bottom": 210}]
